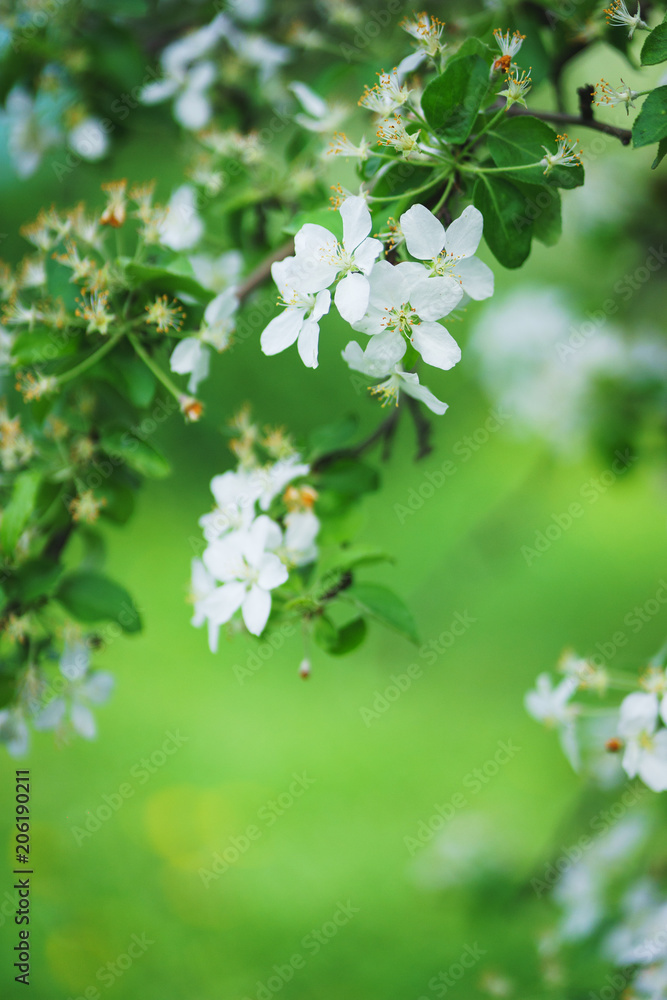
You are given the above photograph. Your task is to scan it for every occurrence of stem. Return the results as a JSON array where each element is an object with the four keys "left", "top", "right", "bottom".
[
  {"left": 56, "top": 328, "right": 125, "bottom": 386},
  {"left": 404, "top": 395, "right": 433, "bottom": 460},
  {"left": 370, "top": 169, "right": 451, "bottom": 204},
  {"left": 459, "top": 161, "right": 544, "bottom": 175},
  {"left": 473, "top": 106, "right": 507, "bottom": 143},
  {"left": 128, "top": 333, "right": 184, "bottom": 401},
  {"left": 431, "top": 175, "right": 456, "bottom": 216}
]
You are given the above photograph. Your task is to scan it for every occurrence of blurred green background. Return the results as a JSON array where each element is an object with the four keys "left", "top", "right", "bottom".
[{"left": 1, "top": 7, "right": 667, "bottom": 999}]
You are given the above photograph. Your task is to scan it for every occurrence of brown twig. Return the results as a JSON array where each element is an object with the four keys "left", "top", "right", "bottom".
[
  {"left": 506, "top": 103, "right": 632, "bottom": 146},
  {"left": 405, "top": 395, "right": 433, "bottom": 460},
  {"left": 236, "top": 239, "right": 295, "bottom": 301}
]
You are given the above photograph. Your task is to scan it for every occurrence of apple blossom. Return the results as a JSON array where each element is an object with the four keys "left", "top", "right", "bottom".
[
  {"left": 260, "top": 256, "right": 331, "bottom": 368},
  {"left": 399, "top": 204, "right": 494, "bottom": 301}
]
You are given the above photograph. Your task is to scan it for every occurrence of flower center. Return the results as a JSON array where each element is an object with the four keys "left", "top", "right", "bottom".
[{"left": 384, "top": 302, "right": 419, "bottom": 335}]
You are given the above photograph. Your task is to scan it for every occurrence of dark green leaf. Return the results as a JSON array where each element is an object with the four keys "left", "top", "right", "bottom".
[
  {"left": 652, "top": 137, "right": 667, "bottom": 169},
  {"left": 99, "top": 481, "right": 136, "bottom": 524},
  {"left": 56, "top": 571, "right": 142, "bottom": 632},
  {"left": 340, "top": 583, "right": 419, "bottom": 644},
  {"left": 314, "top": 615, "right": 367, "bottom": 656},
  {"left": 513, "top": 181, "right": 562, "bottom": 247},
  {"left": 473, "top": 176, "right": 533, "bottom": 268},
  {"left": 308, "top": 416, "right": 359, "bottom": 461},
  {"left": 487, "top": 116, "right": 584, "bottom": 188},
  {"left": 1, "top": 470, "right": 41, "bottom": 554},
  {"left": 633, "top": 87, "right": 667, "bottom": 148},
  {"left": 422, "top": 54, "right": 490, "bottom": 142},
  {"left": 642, "top": 23, "right": 667, "bottom": 65},
  {"left": 124, "top": 259, "right": 211, "bottom": 301},
  {"left": 10, "top": 559, "right": 62, "bottom": 603},
  {"left": 316, "top": 457, "right": 379, "bottom": 497},
  {"left": 101, "top": 432, "right": 170, "bottom": 479},
  {"left": 12, "top": 327, "right": 80, "bottom": 365}
]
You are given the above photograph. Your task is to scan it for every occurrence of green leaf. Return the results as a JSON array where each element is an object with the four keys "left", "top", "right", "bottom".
[
  {"left": 283, "top": 208, "right": 343, "bottom": 240},
  {"left": 642, "top": 23, "right": 667, "bottom": 65},
  {"left": 473, "top": 176, "right": 533, "bottom": 269},
  {"left": 513, "top": 181, "right": 562, "bottom": 247},
  {"left": 316, "top": 457, "right": 379, "bottom": 498},
  {"left": 56, "top": 571, "right": 142, "bottom": 632},
  {"left": 314, "top": 616, "right": 367, "bottom": 656},
  {"left": 633, "top": 86, "right": 667, "bottom": 148},
  {"left": 340, "top": 583, "right": 419, "bottom": 645},
  {"left": 101, "top": 433, "right": 170, "bottom": 479},
  {"left": 422, "top": 54, "right": 490, "bottom": 142},
  {"left": 99, "top": 481, "right": 136, "bottom": 524},
  {"left": 107, "top": 352, "right": 157, "bottom": 408},
  {"left": 123, "top": 259, "right": 212, "bottom": 301},
  {"left": 10, "top": 559, "right": 62, "bottom": 603},
  {"left": 0, "top": 470, "right": 41, "bottom": 554},
  {"left": 652, "top": 137, "right": 667, "bottom": 169},
  {"left": 308, "top": 416, "right": 359, "bottom": 461},
  {"left": 11, "top": 327, "right": 80, "bottom": 366},
  {"left": 487, "top": 116, "right": 584, "bottom": 188},
  {"left": 317, "top": 545, "right": 392, "bottom": 577}
]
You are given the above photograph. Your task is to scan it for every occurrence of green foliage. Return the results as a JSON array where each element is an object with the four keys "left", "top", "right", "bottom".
[
  {"left": 422, "top": 55, "right": 490, "bottom": 142},
  {"left": 641, "top": 23, "right": 667, "bottom": 65},
  {"left": 487, "top": 117, "right": 584, "bottom": 189},
  {"left": 0, "top": 470, "right": 41, "bottom": 555},
  {"left": 473, "top": 176, "right": 533, "bottom": 269},
  {"left": 339, "top": 583, "right": 419, "bottom": 645},
  {"left": 633, "top": 86, "right": 667, "bottom": 148},
  {"left": 56, "top": 571, "right": 142, "bottom": 632}
]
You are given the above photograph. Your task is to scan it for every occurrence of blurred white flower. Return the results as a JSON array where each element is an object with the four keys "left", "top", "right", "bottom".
[
  {"left": 189, "top": 250, "right": 244, "bottom": 292},
  {"left": 159, "top": 185, "right": 204, "bottom": 251},
  {"left": 618, "top": 692, "right": 667, "bottom": 792},
  {"left": 288, "top": 81, "right": 347, "bottom": 133},
  {"left": 525, "top": 673, "right": 580, "bottom": 769},
  {"left": 2, "top": 86, "right": 61, "bottom": 177},
  {"left": 0, "top": 708, "right": 29, "bottom": 756},
  {"left": 68, "top": 116, "right": 109, "bottom": 161}
]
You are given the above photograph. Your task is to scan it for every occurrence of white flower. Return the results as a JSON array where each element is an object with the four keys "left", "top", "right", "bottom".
[
  {"left": 351, "top": 259, "right": 462, "bottom": 372},
  {"left": 258, "top": 455, "right": 310, "bottom": 510},
  {"left": 288, "top": 81, "right": 347, "bottom": 133},
  {"left": 540, "top": 134, "right": 582, "bottom": 175},
  {"left": 201, "top": 515, "right": 288, "bottom": 635},
  {"left": 172, "top": 286, "right": 238, "bottom": 388},
  {"left": 359, "top": 69, "right": 411, "bottom": 116},
  {"left": 0, "top": 708, "right": 29, "bottom": 756},
  {"left": 618, "top": 692, "right": 667, "bottom": 792},
  {"left": 595, "top": 78, "right": 640, "bottom": 115},
  {"left": 2, "top": 86, "right": 61, "bottom": 178},
  {"left": 68, "top": 116, "right": 109, "bottom": 162},
  {"left": 189, "top": 250, "right": 243, "bottom": 292},
  {"left": 33, "top": 671, "right": 113, "bottom": 740},
  {"left": 261, "top": 256, "right": 331, "bottom": 368},
  {"left": 525, "top": 673, "right": 580, "bottom": 769},
  {"left": 199, "top": 468, "right": 261, "bottom": 542},
  {"left": 159, "top": 185, "right": 204, "bottom": 251},
  {"left": 342, "top": 335, "right": 448, "bottom": 414},
  {"left": 400, "top": 204, "right": 494, "bottom": 301},
  {"left": 140, "top": 15, "right": 228, "bottom": 128},
  {"left": 290, "top": 196, "right": 383, "bottom": 324},
  {"left": 603, "top": 0, "right": 647, "bottom": 38},
  {"left": 59, "top": 640, "right": 90, "bottom": 681},
  {"left": 492, "top": 28, "right": 525, "bottom": 73},
  {"left": 400, "top": 12, "right": 446, "bottom": 60},
  {"left": 282, "top": 510, "right": 320, "bottom": 566},
  {"left": 497, "top": 68, "right": 532, "bottom": 109}
]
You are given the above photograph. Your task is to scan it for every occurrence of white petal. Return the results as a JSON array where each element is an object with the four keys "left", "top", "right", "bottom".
[
  {"left": 288, "top": 81, "right": 328, "bottom": 119},
  {"left": 456, "top": 256, "right": 494, "bottom": 300},
  {"left": 140, "top": 78, "right": 179, "bottom": 105},
  {"left": 81, "top": 672, "right": 114, "bottom": 705},
  {"left": 340, "top": 196, "right": 371, "bottom": 251},
  {"left": 257, "top": 552, "right": 289, "bottom": 590},
  {"left": 297, "top": 318, "right": 320, "bottom": 368},
  {"left": 335, "top": 272, "right": 369, "bottom": 324},
  {"left": 411, "top": 276, "right": 463, "bottom": 321},
  {"left": 71, "top": 703, "right": 97, "bottom": 740},
  {"left": 411, "top": 322, "right": 462, "bottom": 371},
  {"left": 187, "top": 345, "right": 210, "bottom": 393},
  {"left": 398, "top": 371, "right": 448, "bottom": 415},
  {"left": 242, "top": 585, "right": 271, "bottom": 635},
  {"left": 170, "top": 337, "right": 204, "bottom": 375},
  {"left": 311, "top": 288, "right": 331, "bottom": 323},
  {"left": 200, "top": 581, "right": 246, "bottom": 624},
  {"left": 444, "top": 205, "right": 484, "bottom": 259},
  {"left": 175, "top": 87, "right": 212, "bottom": 130},
  {"left": 354, "top": 237, "right": 383, "bottom": 275},
  {"left": 33, "top": 698, "right": 66, "bottom": 731},
  {"left": 400, "top": 204, "right": 446, "bottom": 260},
  {"left": 260, "top": 309, "right": 303, "bottom": 356},
  {"left": 342, "top": 331, "right": 405, "bottom": 377},
  {"left": 639, "top": 730, "right": 667, "bottom": 791},
  {"left": 203, "top": 535, "right": 246, "bottom": 581},
  {"left": 397, "top": 51, "right": 426, "bottom": 77},
  {"left": 619, "top": 692, "right": 659, "bottom": 737},
  {"left": 204, "top": 287, "right": 238, "bottom": 325},
  {"left": 208, "top": 619, "right": 221, "bottom": 653}
]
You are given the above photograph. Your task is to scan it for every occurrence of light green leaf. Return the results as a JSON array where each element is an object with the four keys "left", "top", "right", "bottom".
[
  {"left": 340, "top": 583, "right": 419, "bottom": 644},
  {"left": 0, "top": 470, "right": 41, "bottom": 554},
  {"left": 641, "top": 23, "right": 667, "bottom": 65},
  {"left": 101, "top": 433, "right": 171, "bottom": 479}
]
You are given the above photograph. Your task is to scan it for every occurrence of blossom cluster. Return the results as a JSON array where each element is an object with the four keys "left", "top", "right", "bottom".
[
  {"left": 525, "top": 649, "right": 667, "bottom": 792},
  {"left": 190, "top": 412, "right": 320, "bottom": 647},
  {"left": 260, "top": 196, "right": 494, "bottom": 414}
]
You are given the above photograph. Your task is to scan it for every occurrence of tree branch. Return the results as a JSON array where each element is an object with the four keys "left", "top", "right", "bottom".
[
  {"left": 507, "top": 103, "right": 632, "bottom": 146},
  {"left": 237, "top": 239, "right": 295, "bottom": 301}
]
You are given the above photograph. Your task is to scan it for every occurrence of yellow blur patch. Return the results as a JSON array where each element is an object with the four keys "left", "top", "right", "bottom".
[
  {"left": 46, "top": 924, "right": 109, "bottom": 992},
  {"left": 143, "top": 784, "right": 237, "bottom": 870}
]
